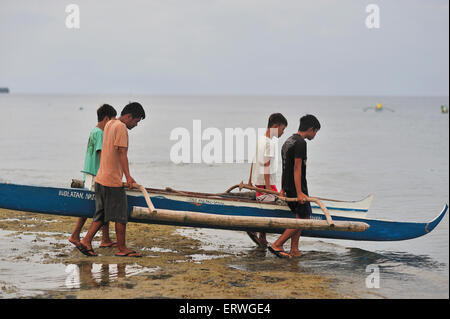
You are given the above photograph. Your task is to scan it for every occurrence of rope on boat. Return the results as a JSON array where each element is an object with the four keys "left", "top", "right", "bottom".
[
  {"left": 164, "top": 187, "right": 189, "bottom": 196},
  {"left": 225, "top": 182, "right": 352, "bottom": 202}
]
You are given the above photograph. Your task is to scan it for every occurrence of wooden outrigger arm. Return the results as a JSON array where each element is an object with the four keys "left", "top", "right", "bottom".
[
  {"left": 124, "top": 182, "right": 348, "bottom": 231},
  {"left": 124, "top": 183, "right": 157, "bottom": 213},
  {"left": 131, "top": 181, "right": 335, "bottom": 228},
  {"left": 228, "top": 181, "right": 335, "bottom": 227}
]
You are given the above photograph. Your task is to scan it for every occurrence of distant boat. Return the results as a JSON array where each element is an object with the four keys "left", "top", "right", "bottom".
[
  {"left": 0, "top": 87, "right": 9, "bottom": 94},
  {"left": 441, "top": 105, "right": 448, "bottom": 114},
  {"left": 363, "top": 103, "right": 395, "bottom": 112}
]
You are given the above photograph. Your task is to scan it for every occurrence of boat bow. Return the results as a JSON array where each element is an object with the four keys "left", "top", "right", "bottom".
[{"left": 424, "top": 204, "right": 448, "bottom": 234}]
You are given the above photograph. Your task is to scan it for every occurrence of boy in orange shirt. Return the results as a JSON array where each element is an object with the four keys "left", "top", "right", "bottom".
[
  {"left": 80, "top": 102, "right": 146, "bottom": 257},
  {"left": 69, "top": 104, "right": 117, "bottom": 253}
]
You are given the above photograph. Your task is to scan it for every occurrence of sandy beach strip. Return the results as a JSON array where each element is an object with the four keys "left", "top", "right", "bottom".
[{"left": 0, "top": 208, "right": 355, "bottom": 299}]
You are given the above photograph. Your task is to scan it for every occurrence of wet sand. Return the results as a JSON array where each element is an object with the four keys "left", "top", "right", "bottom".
[{"left": 0, "top": 208, "right": 356, "bottom": 299}]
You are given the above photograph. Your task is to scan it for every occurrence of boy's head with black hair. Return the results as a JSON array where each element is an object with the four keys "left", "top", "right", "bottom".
[
  {"left": 97, "top": 104, "right": 117, "bottom": 122},
  {"left": 298, "top": 114, "right": 320, "bottom": 140},
  {"left": 121, "top": 102, "right": 146, "bottom": 120},
  {"left": 120, "top": 102, "right": 146, "bottom": 130},
  {"left": 267, "top": 113, "right": 288, "bottom": 128},
  {"left": 267, "top": 113, "right": 288, "bottom": 138}
]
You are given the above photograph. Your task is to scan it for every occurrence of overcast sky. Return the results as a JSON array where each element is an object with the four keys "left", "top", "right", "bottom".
[{"left": 0, "top": 0, "right": 448, "bottom": 95}]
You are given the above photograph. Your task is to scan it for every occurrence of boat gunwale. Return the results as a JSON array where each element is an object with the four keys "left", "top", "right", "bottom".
[
  {"left": 0, "top": 183, "right": 447, "bottom": 241},
  {"left": 6, "top": 182, "right": 448, "bottom": 224},
  {"left": 141, "top": 186, "right": 372, "bottom": 212},
  {"left": 0, "top": 181, "right": 371, "bottom": 211},
  {"left": 132, "top": 188, "right": 448, "bottom": 224}
]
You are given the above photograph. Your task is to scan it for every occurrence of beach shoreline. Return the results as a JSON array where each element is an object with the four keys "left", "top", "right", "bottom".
[{"left": 0, "top": 208, "right": 364, "bottom": 299}]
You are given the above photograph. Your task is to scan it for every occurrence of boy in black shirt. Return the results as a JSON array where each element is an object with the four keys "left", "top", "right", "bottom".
[{"left": 268, "top": 114, "right": 321, "bottom": 258}]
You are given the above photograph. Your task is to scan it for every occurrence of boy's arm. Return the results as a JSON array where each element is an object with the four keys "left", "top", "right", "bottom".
[
  {"left": 263, "top": 160, "right": 271, "bottom": 190},
  {"left": 262, "top": 138, "right": 275, "bottom": 190},
  {"left": 118, "top": 146, "right": 136, "bottom": 188},
  {"left": 280, "top": 162, "right": 285, "bottom": 197},
  {"left": 294, "top": 158, "right": 307, "bottom": 204},
  {"left": 95, "top": 131, "right": 103, "bottom": 162}
]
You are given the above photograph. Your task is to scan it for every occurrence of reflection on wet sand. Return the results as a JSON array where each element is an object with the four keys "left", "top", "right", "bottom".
[{"left": 65, "top": 262, "right": 158, "bottom": 289}]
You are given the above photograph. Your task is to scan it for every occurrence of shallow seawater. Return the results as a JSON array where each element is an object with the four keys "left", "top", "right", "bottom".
[
  {"left": 0, "top": 229, "right": 157, "bottom": 298},
  {"left": 0, "top": 94, "right": 448, "bottom": 298},
  {"left": 178, "top": 228, "right": 449, "bottom": 298}
]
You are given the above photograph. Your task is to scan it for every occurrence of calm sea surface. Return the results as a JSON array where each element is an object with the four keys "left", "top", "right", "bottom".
[{"left": 0, "top": 94, "right": 448, "bottom": 298}]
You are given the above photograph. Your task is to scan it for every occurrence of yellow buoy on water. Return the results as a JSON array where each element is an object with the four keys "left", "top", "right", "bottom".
[{"left": 363, "top": 102, "right": 394, "bottom": 112}]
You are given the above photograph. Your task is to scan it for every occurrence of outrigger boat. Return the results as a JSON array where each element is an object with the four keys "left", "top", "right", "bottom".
[{"left": 0, "top": 182, "right": 447, "bottom": 241}]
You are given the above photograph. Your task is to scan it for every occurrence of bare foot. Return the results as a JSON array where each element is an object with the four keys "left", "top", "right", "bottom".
[
  {"left": 115, "top": 249, "right": 142, "bottom": 257},
  {"left": 268, "top": 245, "right": 291, "bottom": 258},
  {"left": 68, "top": 236, "right": 81, "bottom": 247},
  {"left": 289, "top": 250, "right": 303, "bottom": 257},
  {"left": 79, "top": 240, "right": 98, "bottom": 257},
  {"left": 247, "top": 232, "right": 267, "bottom": 248},
  {"left": 99, "top": 241, "right": 118, "bottom": 248},
  {"left": 258, "top": 234, "right": 268, "bottom": 247}
]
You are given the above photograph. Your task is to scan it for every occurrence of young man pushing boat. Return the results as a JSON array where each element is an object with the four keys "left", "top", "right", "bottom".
[
  {"left": 69, "top": 104, "right": 117, "bottom": 254},
  {"left": 79, "top": 102, "right": 146, "bottom": 257},
  {"left": 268, "top": 114, "right": 321, "bottom": 258},
  {"left": 247, "top": 113, "right": 287, "bottom": 248}
]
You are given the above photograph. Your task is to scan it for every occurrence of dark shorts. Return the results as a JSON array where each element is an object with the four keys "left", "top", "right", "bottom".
[
  {"left": 285, "top": 189, "right": 312, "bottom": 219},
  {"left": 93, "top": 183, "right": 128, "bottom": 224}
]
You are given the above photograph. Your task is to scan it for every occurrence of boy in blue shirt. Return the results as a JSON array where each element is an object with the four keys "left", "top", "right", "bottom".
[{"left": 69, "top": 104, "right": 117, "bottom": 253}]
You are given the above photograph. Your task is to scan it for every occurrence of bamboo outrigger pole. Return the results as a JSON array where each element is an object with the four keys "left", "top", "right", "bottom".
[{"left": 130, "top": 206, "right": 369, "bottom": 232}]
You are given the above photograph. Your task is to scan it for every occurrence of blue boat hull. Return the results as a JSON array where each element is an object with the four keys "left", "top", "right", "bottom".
[{"left": 0, "top": 183, "right": 447, "bottom": 241}]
